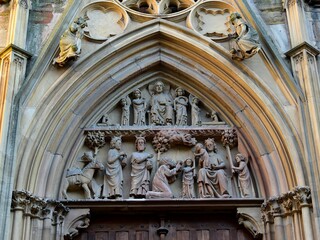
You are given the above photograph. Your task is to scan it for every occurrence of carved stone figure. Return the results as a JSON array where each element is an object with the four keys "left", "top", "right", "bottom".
[
  {"left": 174, "top": 87, "right": 188, "bottom": 126},
  {"left": 132, "top": 89, "right": 147, "bottom": 126},
  {"left": 196, "top": 139, "right": 230, "bottom": 198},
  {"left": 120, "top": 96, "right": 131, "bottom": 126},
  {"left": 228, "top": 12, "right": 260, "bottom": 60},
  {"left": 150, "top": 81, "right": 174, "bottom": 125},
  {"left": 190, "top": 95, "right": 201, "bottom": 125},
  {"left": 130, "top": 136, "right": 154, "bottom": 198},
  {"left": 62, "top": 151, "right": 104, "bottom": 199},
  {"left": 146, "top": 158, "right": 182, "bottom": 198},
  {"left": 53, "top": 17, "right": 87, "bottom": 67},
  {"left": 102, "top": 136, "right": 127, "bottom": 199},
  {"left": 232, "top": 153, "right": 254, "bottom": 198},
  {"left": 181, "top": 158, "right": 196, "bottom": 198},
  {"left": 65, "top": 217, "right": 90, "bottom": 239}
]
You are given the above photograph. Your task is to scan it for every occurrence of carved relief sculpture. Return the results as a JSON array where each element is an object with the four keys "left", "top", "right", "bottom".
[
  {"left": 132, "top": 89, "right": 147, "bottom": 126},
  {"left": 181, "top": 158, "right": 196, "bottom": 198},
  {"left": 130, "top": 136, "right": 154, "bottom": 198},
  {"left": 53, "top": 17, "right": 87, "bottom": 67},
  {"left": 232, "top": 153, "right": 254, "bottom": 198},
  {"left": 146, "top": 158, "right": 183, "bottom": 198},
  {"left": 190, "top": 95, "right": 201, "bottom": 125},
  {"left": 65, "top": 217, "right": 90, "bottom": 239},
  {"left": 120, "top": 96, "right": 131, "bottom": 126},
  {"left": 228, "top": 12, "right": 260, "bottom": 60},
  {"left": 196, "top": 138, "right": 230, "bottom": 198},
  {"left": 62, "top": 151, "right": 104, "bottom": 199},
  {"left": 150, "top": 81, "right": 174, "bottom": 125},
  {"left": 174, "top": 87, "right": 188, "bottom": 126},
  {"left": 102, "top": 136, "right": 127, "bottom": 199}
]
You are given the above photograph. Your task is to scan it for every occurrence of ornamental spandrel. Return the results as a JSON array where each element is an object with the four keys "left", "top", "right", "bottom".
[
  {"left": 53, "top": 1, "right": 260, "bottom": 67},
  {"left": 61, "top": 81, "right": 257, "bottom": 200}
]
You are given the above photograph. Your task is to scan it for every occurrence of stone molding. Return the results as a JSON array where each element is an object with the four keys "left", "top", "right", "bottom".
[
  {"left": 285, "top": 41, "right": 320, "bottom": 58},
  {"left": 11, "top": 190, "right": 69, "bottom": 224},
  {"left": 261, "top": 186, "right": 312, "bottom": 223}
]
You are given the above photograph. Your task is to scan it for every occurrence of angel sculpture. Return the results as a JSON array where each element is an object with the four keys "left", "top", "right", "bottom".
[
  {"left": 228, "top": 12, "right": 260, "bottom": 60},
  {"left": 53, "top": 17, "right": 87, "bottom": 66}
]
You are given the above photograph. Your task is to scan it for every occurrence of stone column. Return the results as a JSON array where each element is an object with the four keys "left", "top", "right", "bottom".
[
  {"left": 261, "top": 186, "right": 313, "bottom": 240},
  {"left": 0, "top": 2, "right": 31, "bottom": 240},
  {"left": 11, "top": 191, "right": 70, "bottom": 240},
  {"left": 0, "top": 45, "right": 31, "bottom": 240},
  {"left": 284, "top": 0, "right": 320, "bottom": 237}
]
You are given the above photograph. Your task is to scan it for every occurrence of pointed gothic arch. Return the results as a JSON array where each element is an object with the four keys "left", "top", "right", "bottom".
[{"left": 14, "top": 19, "right": 304, "bottom": 203}]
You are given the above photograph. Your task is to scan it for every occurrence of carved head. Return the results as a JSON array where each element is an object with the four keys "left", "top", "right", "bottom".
[
  {"left": 69, "top": 23, "right": 78, "bottom": 33},
  {"left": 154, "top": 81, "right": 164, "bottom": 93},
  {"left": 195, "top": 143, "right": 204, "bottom": 153},
  {"left": 204, "top": 138, "right": 218, "bottom": 153},
  {"left": 229, "top": 12, "right": 242, "bottom": 24},
  {"left": 133, "top": 89, "right": 142, "bottom": 99},
  {"left": 110, "top": 136, "right": 122, "bottom": 150},
  {"left": 135, "top": 136, "right": 146, "bottom": 151},
  {"left": 175, "top": 87, "right": 185, "bottom": 96},
  {"left": 192, "top": 97, "right": 199, "bottom": 104},
  {"left": 159, "top": 157, "right": 176, "bottom": 168},
  {"left": 235, "top": 153, "right": 246, "bottom": 163},
  {"left": 81, "top": 151, "right": 94, "bottom": 162},
  {"left": 184, "top": 158, "right": 193, "bottom": 167}
]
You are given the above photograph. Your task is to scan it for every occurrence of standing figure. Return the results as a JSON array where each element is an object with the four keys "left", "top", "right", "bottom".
[
  {"left": 53, "top": 17, "right": 87, "bottom": 67},
  {"left": 120, "top": 96, "right": 131, "bottom": 126},
  {"left": 132, "top": 89, "right": 147, "bottom": 126},
  {"left": 232, "top": 153, "right": 254, "bottom": 198},
  {"left": 102, "top": 136, "right": 127, "bottom": 199},
  {"left": 228, "top": 12, "right": 260, "bottom": 60},
  {"left": 150, "top": 81, "right": 174, "bottom": 125},
  {"left": 181, "top": 158, "right": 196, "bottom": 198},
  {"left": 130, "top": 136, "right": 154, "bottom": 198},
  {"left": 190, "top": 95, "right": 201, "bottom": 125},
  {"left": 174, "top": 87, "right": 188, "bottom": 126},
  {"left": 196, "top": 139, "right": 230, "bottom": 198},
  {"left": 146, "top": 158, "right": 182, "bottom": 199}
]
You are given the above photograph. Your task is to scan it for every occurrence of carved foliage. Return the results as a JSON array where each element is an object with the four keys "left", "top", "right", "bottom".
[
  {"left": 12, "top": 190, "right": 69, "bottom": 223},
  {"left": 152, "top": 130, "right": 197, "bottom": 153},
  {"left": 221, "top": 129, "right": 238, "bottom": 148},
  {"left": 85, "top": 131, "right": 106, "bottom": 151},
  {"left": 261, "top": 186, "right": 312, "bottom": 223}
]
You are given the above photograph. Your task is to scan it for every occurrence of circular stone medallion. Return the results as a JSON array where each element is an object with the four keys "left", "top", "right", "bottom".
[
  {"left": 80, "top": 1, "right": 129, "bottom": 41},
  {"left": 187, "top": 1, "right": 236, "bottom": 41}
]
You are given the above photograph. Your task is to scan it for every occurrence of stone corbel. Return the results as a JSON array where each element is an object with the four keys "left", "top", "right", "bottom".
[
  {"left": 63, "top": 208, "right": 90, "bottom": 240},
  {"left": 237, "top": 207, "right": 263, "bottom": 239}
]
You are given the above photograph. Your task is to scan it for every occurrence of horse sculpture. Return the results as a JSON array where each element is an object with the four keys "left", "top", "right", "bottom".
[{"left": 62, "top": 152, "right": 104, "bottom": 199}]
